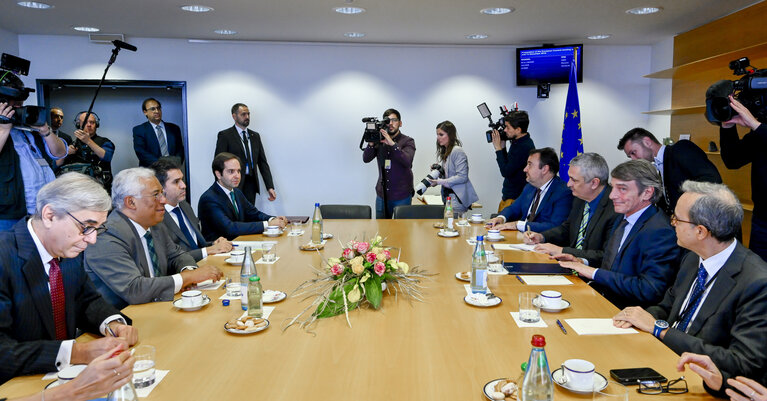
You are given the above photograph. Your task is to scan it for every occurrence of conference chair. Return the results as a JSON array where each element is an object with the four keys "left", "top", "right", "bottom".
[
  {"left": 392, "top": 205, "right": 444, "bottom": 219},
  {"left": 319, "top": 204, "right": 372, "bottom": 219}
]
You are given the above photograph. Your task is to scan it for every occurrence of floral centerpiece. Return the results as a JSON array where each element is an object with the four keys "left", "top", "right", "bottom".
[{"left": 285, "top": 235, "right": 431, "bottom": 330}]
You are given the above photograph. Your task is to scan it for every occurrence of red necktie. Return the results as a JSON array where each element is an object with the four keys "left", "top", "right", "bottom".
[{"left": 49, "top": 259, "right": 68, "bottom": 340}]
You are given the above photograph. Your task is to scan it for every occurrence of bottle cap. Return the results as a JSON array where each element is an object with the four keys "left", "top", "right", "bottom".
[
  {"left": 249, "top": 276, "right": 260, "bottom": 282},
  {"left": 222, "top": 299, "right": 230, "bottom": 306},
  {"left": 477, "top": 235, "right": 484, "bottom": 241},
  {"left": 315, "top": 202, "right": 320, "bottom": 207},
  {"left": 531, "top": 334, "right": 546, "bottom": 347},
  {"left": 446, "top": 196, "right": 451, "bottom": 200},
  {"left": 521, "top": 362, "right": 527, "bottom": 372}
]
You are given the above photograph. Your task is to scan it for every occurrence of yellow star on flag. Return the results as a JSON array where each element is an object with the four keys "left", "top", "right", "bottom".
[{"left": 571, "top": 109, "right": 579, "bottom": 119}]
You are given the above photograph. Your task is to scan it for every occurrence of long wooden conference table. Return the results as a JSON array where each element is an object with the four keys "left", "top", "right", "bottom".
[{"left": 1, "top": 219, "right": 712, "bottom": 400}]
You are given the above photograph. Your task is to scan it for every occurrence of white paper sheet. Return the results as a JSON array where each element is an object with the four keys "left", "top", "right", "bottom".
[
  {"left": 518, "top": 275, "right": 573, "bottom": 285},
  {"left": 564, "top": 318, "right": 638, "bottom": 335},
  {"left": 510, "top": 312, "right": 549, "bottom": 328},
  {"left": 492, "top": 243, "right": 536, "bottom": 251}
]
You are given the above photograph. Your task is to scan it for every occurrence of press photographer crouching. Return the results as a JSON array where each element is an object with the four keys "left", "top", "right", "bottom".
[
  {"left": 0, "top": 54, "right": 67, "bottom": 231},
  {"left": 58, "top": 111, "right": 115, "bottom": 192}
]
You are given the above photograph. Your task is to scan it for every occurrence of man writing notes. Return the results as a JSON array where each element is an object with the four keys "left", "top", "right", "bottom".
[
  {"left": 524, "top": 153, "right": 619, "bottom": 267},
  {"left": 560, "top": 160, "right": 680, "bottom": 308},
  {"left": 0, "top": 173, "right": 138, "bottom": 383},
  {"left": 487, "top": 147, "right": 573, "bottom": 233},
  {"left": 84, "top": 168, "right": 222, "bottom": 309},
  {"left": 198, "top": 153, "right": 287, "bottom": 241},
  {"left": 614, "top": 181, "right": 767, "bottom": 395}
]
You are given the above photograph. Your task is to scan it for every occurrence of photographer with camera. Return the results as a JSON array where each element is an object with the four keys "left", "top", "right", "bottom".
[
  {"left": 427, "top": 121, "right": 478, "bottom": 215},
  {"left": 0, "top": 66, "right": 67, "bottom": 231},
  {"left": 491, "top": 110, "right": 535, "bottom": 212},
  {"left": 362, "top": 108, "right": 416, "bottom": 219}
]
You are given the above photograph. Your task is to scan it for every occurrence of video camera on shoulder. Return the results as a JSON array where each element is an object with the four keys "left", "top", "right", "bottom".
[
  {"left": 477, "top": 102, "right": 515, "bottom": 142},
  {"left": 0, "top": 53, "right": 48, "bottom": 127},
  {"left": 705, "top": 57, "right": 767, "bottom": 125},
  {"left": 361, "top": 117, "right": 391, "bottom": 143}
]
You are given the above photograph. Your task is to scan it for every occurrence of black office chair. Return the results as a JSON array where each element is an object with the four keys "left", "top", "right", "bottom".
[
  {"left": 319, "top": 204, "right": 372, "bottom": 219},
  {"left": 391, "top": 205, "right": 444, "bottom": 219}
]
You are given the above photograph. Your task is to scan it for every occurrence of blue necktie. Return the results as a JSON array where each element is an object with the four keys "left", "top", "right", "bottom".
[
  {"left": 677, "top": 264, "right": 708, "bottom": 332},
  {"left": 172, "top": 206, "right": 198, "bottom": 247}
]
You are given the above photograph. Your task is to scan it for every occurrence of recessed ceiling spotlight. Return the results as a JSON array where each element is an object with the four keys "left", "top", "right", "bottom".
[
  {"left": 626, "top": 6, "right": 662, "bottom": 15},
  {"left": 73, "top": 26, "right": 100, "bottom": 32},
  {"left": 334, "top": 6, "right": 365, "bottom": 14},
  {"left": 344, "top": 32, "right": 365, "bottom": 38},
  {"left": 466, "top": 34, "right": 489, "bottom": 40},
  {"left": 587, "top": 34, "right": 612, "bottom": 40},
  {"left": 214, "top": 29, "right": 237, "bottom": 35},
  {"left": 481, "top": 7, "right": 513, "bottom": 15},
  {"left": 181, "top": 5, "right": 214, "bottom": 12},
  {"left": 17, "top": 1, "right": 53, "bottom": 9}
]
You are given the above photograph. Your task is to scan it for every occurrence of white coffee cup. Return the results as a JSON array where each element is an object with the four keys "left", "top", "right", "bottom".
[
  {"left": 230, "top": 250, "right": 245, "bottom": 263},
  {"left": 487, "top": 229, "right": 501, "bottom": 239},
  {"left": 562, "top": 359, "right": 595, "bottom": 390},
  {"left": 265, "top": 225, "right": 280, "bottom": 234},
  {"left": 471, "top": 213, "right": 483, "bottom": 221},
  {"left": 181, "top": 290, "right": 203, "bottom": 307},
  {"left": 539, "top": 290, "right": 562, "bottom": 308},
  {"left": 57, "top": 364, "right": 87, "bottom": 384}
]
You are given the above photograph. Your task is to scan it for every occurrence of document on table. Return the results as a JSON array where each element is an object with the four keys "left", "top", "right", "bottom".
[
  {"left": 518, "top": 275, "right": 573, "bottom": 285},
  {"left": 196, "top": 279, "right": 224, "bottom": 290},
  {"left": 218, "top": 241, "right": 278, "bottom": 256},
  {"left": 492, "top": 243, "right": 536, "bottom": 252},
  {"left": 564, "top": 318, "right": 638, "bottom": 335}
]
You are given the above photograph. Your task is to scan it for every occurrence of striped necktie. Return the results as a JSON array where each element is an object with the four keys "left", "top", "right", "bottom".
[
  {"left": 143, "top": 231, "right": 161, "bottom": 277},
  {"left": 575, "top": 202, "right": 590, "bottom": 250},
  {"left": 156, "top": 125, "right": 169, "bottom": 156}
]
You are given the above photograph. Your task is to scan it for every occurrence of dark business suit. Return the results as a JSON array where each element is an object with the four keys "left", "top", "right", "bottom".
[
  {"left": 0, "top": 219, "right": 123, "bottom": 383},
  {"left": 499, "top": 176, "right": 574, "bottom": 232},
  {"left": 540, "top": 185, "right": 619, "bottom": 266},
  {"left": 647, "top": 243, "right": 767, "bottom": 388},
  {"left": 591, "top": 205, "right": 681, "bottom": 309},
  {"left": 215, "top": 126, "right": 274, "bottom": 203},
  {"left": 198, "top": 183, "right": 273, "bottom": 241},
  {"left": 84, "top": 211, "right": 197, "bottom": 309},
  {"left": 161, "top": 201, "right": 210, "bottom": 261},
  {"left": 132, "top": 121, "right": 185, "bottom": 167},
  {"left": 659, "top": 140, "right": 721, "bottom": 216}
]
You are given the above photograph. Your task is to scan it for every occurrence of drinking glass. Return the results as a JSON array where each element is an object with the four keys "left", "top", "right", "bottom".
[
  {"left": 488, "top": 251, "right": 505, "bottom": 273},
  {"left": 132, "top": 345, "right": 156, "bottom": 389},
  {"left": 518, "top": 292, "right": 541, "bottom": 323},
  {"left": 290, "top": 221, "right": 303, "bottom": 235},
  {"left": 593, "top": 381, "right": 629, "bottom": 401},
  {"left": 225, "top": 268, "right": 241, "bottom": 297},
  {"left": 262, "top": 243, "right": 276, "bottom": 263}
]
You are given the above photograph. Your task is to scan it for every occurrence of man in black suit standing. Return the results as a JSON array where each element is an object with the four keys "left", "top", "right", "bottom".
[
  {"left": 214, "top": 103, "right": 276, "bottom": 204},
  {"left": 132, "top": 98, "right": 185, "bottom": 167},
  {"left": 151, "top": 157, "right": 232, "bottom": 261},
  {"left": 524, "top": 152, "right": 619, "bottom": 267},
  {"left": 0, "top": 173, "right": 138, "bottom": 383},
  {"left": 614, "top": 181, "right": 767, "bottom": 391},
  {"left": 618, "top": 127, "right": 721, "bottom": 216}
]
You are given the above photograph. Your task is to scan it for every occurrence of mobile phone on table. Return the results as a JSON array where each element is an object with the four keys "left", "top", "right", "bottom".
[{"left": 609, "top": 367, "right": 667, "bottom": 385}]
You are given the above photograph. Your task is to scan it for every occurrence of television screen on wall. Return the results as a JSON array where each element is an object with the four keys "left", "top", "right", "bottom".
[{"left": 516, "top": 44, "right": 583, "bottom": 86}]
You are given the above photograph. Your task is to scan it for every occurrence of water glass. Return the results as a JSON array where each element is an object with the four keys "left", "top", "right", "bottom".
[
  {"left": 290, "top": 221, "right": 303, "bottom": 234},
  {"left": 262, "top": 243, "right": 276, "bottom": 263},
  {"left": 519, "top": 292, "right": 541, "bottom": 323},
  {"left": 132, "top": 345, "right": 156, "bottom": 389},
  {"left": 226, "top": 269, "right": 242, "bottom": 297},
  {"left": 593, "top": 381, "right": 629, "bottom": 401},
  {"left": 488, "top": 251, "right": 505, "bottom": 273}
]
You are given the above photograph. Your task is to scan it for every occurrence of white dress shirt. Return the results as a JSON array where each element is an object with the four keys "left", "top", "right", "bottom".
[
  {"left": 165, "top": 203, "right": 207, "bottom": 259},
  {"left": 126, "top": 218, "right": 184, "bottom": 294}
]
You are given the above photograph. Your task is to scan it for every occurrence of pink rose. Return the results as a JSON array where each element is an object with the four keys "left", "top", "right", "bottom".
[
  {"left": 355, "top": 242, "right": 370, "bottom": 254},
  {"left": 342, "top": 248, "right": 354, "bottom": 259},
  {"left": 330, "top": 264, "right": 344, "bottom": 276},
  {"left": 374, "top": 262, "right": 386, "bottom": 276},
  {"left": 365, "top": 252, "right": 377, "bottom": 263},
  {"left": 381, "top": 249, "right": 391, "bottom": 260}
]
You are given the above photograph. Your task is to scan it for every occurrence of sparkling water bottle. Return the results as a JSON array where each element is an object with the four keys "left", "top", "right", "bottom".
[
  {"left": 521, "top": 334, "right": 554, "bottom": 401},
  {"left": 240, "top": 246, "right": 256, "bottom": 311},
  {"left": 470, "top": 236, "right": 488, "bottom": 293},
  {"left": 443, "top": 196, "right": 454, "bottom": 231},
  {"left": 247, "top": 276, "right": 263, "bottom": 318},
  {"left": 311, "top": 203, "right": 323, "bottom": 244}
]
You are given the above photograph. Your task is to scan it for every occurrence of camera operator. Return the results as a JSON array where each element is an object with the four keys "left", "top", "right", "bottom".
[
  {"left": 362, "top": 108, "right": 416, "bottom": 219},
  {"left": 720, "top": 95, "right": 767, "bottom": 261},
  {"left": 60, "top": 112, "right": 115, "bottom": 192},
  {"left": 0, "top": 71, "right": 67, "bottom": 231},
  {"left": 428, "top": 120, "right": 478, "bottom": 215},
  {"left": 491, "top": 110, "right": 535, "bottom": 212}
]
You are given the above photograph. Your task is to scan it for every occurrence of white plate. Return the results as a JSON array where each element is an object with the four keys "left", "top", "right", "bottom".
[
  {"left": 263, "top": 231, "right": 283, "bottom": 237},
  {"left": 485, "top": 235, "right": 505, "bottom": 242},
  {"left": 483, "top": 378, "right": 513, "bottom": 400},
  {"left": 172, "top": 295, "right": 211, "bottom": 311},
  {"left": 552, "top": 367, "right": 608, "bottom": 393},
  {"left": 533, "top": 298, "right": 572, "bottom": 313},
  {"left": 455, "top": 272, "right": 471, "bottom": 282},
  {"left": 224, "top": 318, "right": 270, "bottom": 334},
  {"left": 225, "top": 257, "right": 243, "bottom": 265},
  {"left": 464, "top": 294, "right": 502, "bottom": 307},
  {"left": 262, "top": 290, "right": 287, "bottom": 303},
  {"left": 438, "top": 230, "right": 459, "bottom": 238},
  {"left": 322, "top": 233, "right": 334, "bottom": 240}
]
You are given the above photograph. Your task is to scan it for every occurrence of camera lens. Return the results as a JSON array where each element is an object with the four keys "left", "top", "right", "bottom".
[{"left": 710, "top": 97, "right": 733, "bottom": 122}]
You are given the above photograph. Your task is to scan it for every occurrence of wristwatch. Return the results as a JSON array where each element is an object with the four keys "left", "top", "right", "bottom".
[{"left": 653, "top": 320, "right": 669, "bottom": 338}]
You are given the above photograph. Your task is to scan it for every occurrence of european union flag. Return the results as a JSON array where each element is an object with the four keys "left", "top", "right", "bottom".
[{"left": 559, "top": 49, "right": 583, "bottom": 182}]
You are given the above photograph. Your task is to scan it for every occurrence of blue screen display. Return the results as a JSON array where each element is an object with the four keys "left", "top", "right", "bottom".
[{"left": 516, "top": 44, "right": 583, "bottom": 86}]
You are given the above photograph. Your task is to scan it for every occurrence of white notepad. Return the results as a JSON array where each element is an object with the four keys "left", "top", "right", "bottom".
[{"left": 564, "top": 318, "right": 638, "bottom": 335}]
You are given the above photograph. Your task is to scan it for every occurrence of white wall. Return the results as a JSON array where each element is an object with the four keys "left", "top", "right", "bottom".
[
  {"left": 646, "top": 37, "right": 674, "bottom": 140},
  {"left": 18, "top": 35, "right": 658, "bottom": 218},
  {"left": 0, "top": 28, "right": 19, "bottom": 57}
]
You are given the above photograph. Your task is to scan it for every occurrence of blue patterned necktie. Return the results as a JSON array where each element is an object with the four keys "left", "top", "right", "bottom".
[
  {"left": 575, "top": 202, "right": 590, "bottom": 249},
  {"left": 172, "top": 206, "right": 198, "bottom": 247},
  {"left": 677, "top": 263, "right": 708, "bottom": 332},
  {"left": 143, "top": 231, "right": 161, "bottom": 277}
]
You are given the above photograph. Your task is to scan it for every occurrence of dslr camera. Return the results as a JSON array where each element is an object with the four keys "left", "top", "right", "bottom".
[
  {"left": 477, "top": 102, "right": 514, "bottom": 142},
  {"left": 0, "top": 53, "right": 47, "bottom": 127},
  {"left": 414, "top": 163, "right": 445, "bottom": 196},
  {"left": 705, "top": 57, "right": 767, "bottom": 125},
  {"left": 361, "top": 117, "right": 391, "bottom": 143}
]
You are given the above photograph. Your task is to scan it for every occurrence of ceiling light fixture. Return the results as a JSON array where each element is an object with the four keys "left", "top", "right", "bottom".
[
  {"left": 334, "top": 6, "right": 365, "bottom": 14},
  {"left": 214, "top": 29, "right": 237, "bottom": 35},
  {"left": 626, "top": 6, "right": 662, "bottom": 15},
  {"left": 587, "top": 34, "right": 612, "bottom": 40},
  {"left": 17, "top": 1, "right": 53, "bottom": 9},
  {"left": 73, "top": 26, "right": 100, "bottom": 32},
  {"left": 344, "top": 32, "right": 365, "bottom": 38},
  {"left": 181, "top": 5, "right": 214, "bottom": 12},
  {"left": 480, "top": 7, "right": 513, "bottom": 15},
  {"left": 466, "top": 34, "right": 489, "bottom": 40}
]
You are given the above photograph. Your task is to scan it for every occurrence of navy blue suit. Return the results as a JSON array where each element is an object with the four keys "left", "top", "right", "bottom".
[
  {"left": 132, "top": 121, "right": 185, "bottom": 167},
  {"left": 592, "top": 205, "right": 681, "bottom": 309},
  {"left": 198, "top": 183, "right": 274, "bottom": 241},
  {"left": 0, "top": 219, "right": 124, "bottom": 383},
  {"left": 499, "top": 176, "right": 573, "bottom": 232}
]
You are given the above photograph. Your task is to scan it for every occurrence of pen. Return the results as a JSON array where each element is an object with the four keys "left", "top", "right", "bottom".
[
  {"left": 556, "top": 319, "right": 568, "bottom": 335},
  {"left": 106, "top": 324, "right": 117, "bottom": 338},
  {"left": 515, "top": 275, "right": 525, "bottom": 284}
]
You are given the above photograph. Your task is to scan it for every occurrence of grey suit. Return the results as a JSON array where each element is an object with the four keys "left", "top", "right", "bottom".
[
  {"left": 647, "top": 242, "right": 767, "bottom": 383},
  {"left": 439, "top": 146, "right": 479, "bottom": 214},
  {"left": 161, "top": 201, "right": 210, "bottom": 262},
  {"left": 84, "top": 210, "right": 197, "bottom": 309}
]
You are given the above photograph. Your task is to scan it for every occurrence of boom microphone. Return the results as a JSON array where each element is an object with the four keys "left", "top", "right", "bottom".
[{"left": 112, "top": 40, "right": 137, "bottom": 52}]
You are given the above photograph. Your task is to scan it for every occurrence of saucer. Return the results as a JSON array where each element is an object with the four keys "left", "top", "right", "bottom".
[
  {"left": 464, "top": 294, "right": 502, "bottom": 307},
  {"left": 322, "top": 233, "right": 334, "bottom": 240},
  {"left": 485, "top": 235, "right": 505, "bottom": 242},
  {"left": 438, "top": 229, "right": 459, "bottom": 238},
  {"left": 225, "top": 257, "right": 244, "bottom": 265},
  {"left": 455, "top": 272, "right": 471, "bottom": 282},
  {"left": 483, "top": 378, "right": 514, "bottom": 401},
  {"left": 533, "top": 298, "right": 571, "bottom": 313},
  {"left": 263, "top": 290, "right": 287, "bottom": 303},
  {"left": 263, "top": 231, "right": 282, "bottom": 237},
  {"left": 299, "top": 241, "right": 326, "bottom": 251},
  {"left": 224, "top": 318, "right": 270, "bottom": 334},
  {"left": 552, "top": 367, "right": 608, "bottom": 393},
  {"left": 172, "top": 295, "right": 211, "bottom": 311}
]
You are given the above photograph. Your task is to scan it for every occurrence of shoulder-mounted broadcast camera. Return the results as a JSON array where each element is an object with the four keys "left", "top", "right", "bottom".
[
  {"left": 706, "top": 57, "right": 767, "bottom": 125},
  {"left": 477, "top": 102, "right": 516, "bottom": 142},
  {"left": 0, "top": 53, "right": 47, "bottom": 127},
  {"left": 361, "top": 117, "right": 391, "bottom": 144}
]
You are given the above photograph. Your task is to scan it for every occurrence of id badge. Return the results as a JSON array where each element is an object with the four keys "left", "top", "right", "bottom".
[
  {"left": 36, "top": 158, "right": 48, "bottom": 167},
  {"left": 384, "top": 159, "right": 391, "bottom": 170}
]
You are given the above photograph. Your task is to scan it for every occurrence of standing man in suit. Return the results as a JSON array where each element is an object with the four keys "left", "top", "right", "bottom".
[
  {"left": 0, "top": 173, "right": 138, "bottom": 383},
  {"left": 151, "top": 157, "right": 232, "bottom": 261},
  {"left": 618, "top": 127, "right": 721, "bottom": 216},
  {"left": 560, "top": 160, "right": 681, "bottom": 308},
  {"left": 199, "top": 153, "right": 287, "bottom": 241},
  {"left": 487, "top": 147, "right": 573, "bottom": 233},
  {"left": 84, "top": 168, "right": 222, "bottom": 309},
  {"left": 214, "top": 103, "right": 276, "bottom": 204},
  {"left": 132, "top": 98, "right": 185, "bottom": 167},
  {"left": 491, "top": 110, "right": 535, "bottom": 212},
  {"left": 523, "top": 153, "right": 619, "bottom": 267},
  {"left": 614, "top": 181, "right": 767, "bottom": 393}
]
